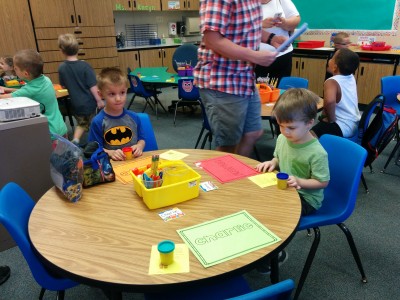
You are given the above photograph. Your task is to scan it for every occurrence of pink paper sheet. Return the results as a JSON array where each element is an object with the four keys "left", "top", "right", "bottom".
[{"left": 197, "top": 154, "right": 259, "bottom": 183}]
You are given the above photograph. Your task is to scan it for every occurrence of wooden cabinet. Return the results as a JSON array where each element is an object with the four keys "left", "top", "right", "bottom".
[
  {"left": 112, "top": 0, "right": 161, "bottom": 11},
  {"left": 0, "top": 0, "right": 36, "bottom": 55},
  {"left": 30, "top": 0, "right": 114, "bottom": 27},
  {"left": 139, "top": 47, "right": 177, "bottom": 72},
  {"left": 181, "top": 0, "right": 200, "bottom": 10},
  {"left": 356, "top": 62, "right": 395, "bottom": 105},
  {"left": 118, "top": 51, "right": 140, "bottom": 75},
  {"left": 30, "top": 0, "right": 118, "bottom": 84},
  {"left": 291, "top": 56, "right": 327, "bottom": 97},
  {"left": 161, "top": 0, "right": 199, "bottom": 10}
]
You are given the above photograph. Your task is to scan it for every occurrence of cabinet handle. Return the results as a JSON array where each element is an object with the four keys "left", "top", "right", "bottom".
[
  {"left": 301, "top": 61, "right": 304, "bottom": 70},
  {"left": 128, "top": 0, "right": 131, "bottom": 8},
  {"left": 135, "top": 53, "right": 138, "bottom": 61},
  {"left": 163, "top": 50, "right": 166, "bottom": 59},
  {"left": 78, "top": 53, "right": 85, "bottom": 56},
  {"left": 78, "top": 15, "right": 82, "bottom": 24},
  {"left": 360, "top": 66, "right": 364, "bottom": 76},
  {"left": 184, "top": 0, "right": 186, "bottom": 9},
  {"left": 296, "top": 61, "right": 299, "bottom": 69},
  {"left": 133, "top": 0, "right": 136, "bottom": 8},
  {"left": 71, "top": 15, "right": 74, "bottom": 24},
  {"left": 74, "top": 30, "right": 82, "bottom": 34},
  {"left": 158, "top": 50, "right": 161, "bottom": 58}
]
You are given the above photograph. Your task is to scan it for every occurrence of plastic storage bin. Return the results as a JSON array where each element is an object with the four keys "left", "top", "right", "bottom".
[
  {"left": 130, "top": 161, "right": 201, "bottom": 209},
  {"left": 297, "top": 41, "right": 325, "bottom": 48}
]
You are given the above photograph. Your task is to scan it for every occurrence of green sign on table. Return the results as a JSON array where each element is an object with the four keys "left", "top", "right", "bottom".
[{"left": 177, "top": 210, "right": 281, "bottom": 268}]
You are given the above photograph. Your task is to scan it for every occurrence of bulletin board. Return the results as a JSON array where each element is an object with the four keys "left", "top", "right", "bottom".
[{"left": 292, "top": 0, "right": 397, "bottom": 31}]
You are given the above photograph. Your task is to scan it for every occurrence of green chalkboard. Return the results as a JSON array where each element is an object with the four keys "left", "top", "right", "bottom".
[{"left": 292, "top": 0, "right": 397, "bottom": 30}]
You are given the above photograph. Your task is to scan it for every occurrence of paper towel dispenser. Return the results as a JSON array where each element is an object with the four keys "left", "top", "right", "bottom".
[{"left": 183, "top": 17, "right": 200, "bottom": 36}]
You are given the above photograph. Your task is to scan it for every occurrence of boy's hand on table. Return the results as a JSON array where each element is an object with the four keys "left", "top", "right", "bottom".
[
  {"left": 109, "top": 149, "right": 125, "bottom": 161},
  {"left": 288, "top": 176, "right": 301, "bottom": 190},
  {"left": 255, "top": 160, "right": 276, "bottom": 173},
  {"left": 131, "top": 144, "right": 143, "bottom": 158}
]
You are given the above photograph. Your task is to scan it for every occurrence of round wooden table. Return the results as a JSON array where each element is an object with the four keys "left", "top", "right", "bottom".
[{"left": 29, "top": 149, "right": 301, "bottom": 293}]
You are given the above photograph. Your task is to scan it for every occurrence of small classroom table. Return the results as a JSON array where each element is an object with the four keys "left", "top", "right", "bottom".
[{"left": 29, "top": 149, "right": 301, "bottom": 297}]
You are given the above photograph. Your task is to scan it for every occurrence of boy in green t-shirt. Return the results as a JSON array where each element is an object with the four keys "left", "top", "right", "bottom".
[
  {"left": 256, "top": 88, "right": 330, "bottom": 215},
  {"left": 0, "top": 49, "right": 67, "bottom": 140},
  {"left": 255, "top": 88, "right": 330, "bottom": 274}
]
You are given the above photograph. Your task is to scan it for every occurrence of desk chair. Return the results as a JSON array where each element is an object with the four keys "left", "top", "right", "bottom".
[
  {"left": 127, "top": 68, "right": 165, "bottom": 118},
  {"left": 294, "top": 134, "right": 367, "bottom": 300},
  {"left": 195, "top": 98, "right": 213, "bottom": 149},
  {"left": 380, "top": 76, "right": 400, "bottom": 170},
  {"left": 173, "top": 79, "right": 201, "bottom": 125},
  {"left": 137, "top": 113, "right": 158, "bottom": 151},
  {"left": 145, "top": 277, "right": 295, "bottom": 300},
  {"left": 278, "top": 77, "right": 308, "bottom": 90},
  {"left": 0, "top": 182, "right": 78, "bottom": 300},
  {"left": 172, "top": 44, "right": 198, "bottom": 73}
]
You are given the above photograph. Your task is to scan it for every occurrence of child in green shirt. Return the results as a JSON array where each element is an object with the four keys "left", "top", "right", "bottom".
[
  {"left": 0, "top": 49, "right": 67, "bottom": 140},
  {"left": 256, "top": 88, "right": 330, "bottom": 215}
]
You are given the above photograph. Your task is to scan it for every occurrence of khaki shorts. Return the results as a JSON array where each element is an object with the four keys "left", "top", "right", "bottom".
[
  {"left": 74, "top": 113, "right": 96, "bottom": 132},
  {"left": 199, "top": 89, "right": 262, "bottom": 147}
]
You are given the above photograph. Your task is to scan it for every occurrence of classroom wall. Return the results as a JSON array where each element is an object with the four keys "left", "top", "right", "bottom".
[{"left": 297, "top": 0, "right": 400, "bottom": 48}]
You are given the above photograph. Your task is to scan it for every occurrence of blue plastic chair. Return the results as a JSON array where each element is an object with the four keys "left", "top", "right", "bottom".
[
  {"left": 137, "top": 113, "right": 158, "bottom": 151},
  {"left": 293, "top": 134, "right": 368, "bottom": 300},
  {"left": 127, "top": 67, "right": 160, "bottom": 115},
  {"left": 380, "top": 76, "right": 400, "bottom": 169},
  {"left": 278, "top": 77, "right": 309, "bottom": 90},
  {"left": 173, "top": 78, "right": 201, "bottom": 125},
  {"left": 172, "top": 44, "right": 198, "bottom": 72},
  {"left": 195, "top": 98, "right": 213, "bottom": 149},
  {"left": 145, "top": 277, "right": 295, "bottom": 300},
  {"left": 381, "top": 76, "right": 400, "bottom": 122},
  {"left": 0, "top": 182, "right": 78, "bottom": 299}
]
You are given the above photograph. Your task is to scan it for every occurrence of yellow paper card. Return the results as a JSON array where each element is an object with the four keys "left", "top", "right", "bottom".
[
  {"left": 148, "top": 243, "right": 190, "bottom": 275},
  {"left": 160, "top": 150, "right": 188, "bottom": 161},
  {"left": 248, "top": 172, "right": 277, "bottom": 188}
]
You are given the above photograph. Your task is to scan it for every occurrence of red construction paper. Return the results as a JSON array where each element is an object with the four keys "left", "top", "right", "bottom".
[{"left": 197, "top": 155, "right": 259, "bottom": 183}]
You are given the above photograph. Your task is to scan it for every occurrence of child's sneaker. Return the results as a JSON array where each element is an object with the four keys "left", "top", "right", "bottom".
[{"left": 256, "top": 250, "right": 288, "bottom": 275}]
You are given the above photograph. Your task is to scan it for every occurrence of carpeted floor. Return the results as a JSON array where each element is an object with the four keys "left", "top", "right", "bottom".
[{"left": 1, "top": 88, "right": 399, "bottom": 299}]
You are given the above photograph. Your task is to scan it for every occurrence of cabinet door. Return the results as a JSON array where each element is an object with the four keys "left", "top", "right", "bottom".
[
  {"left": 118, "top": 51, "right": 140, "bottom": 75},
  {"left": 112, "top": 0, "right": 133, "bottom": 10},
  {"left": 356, "top": 62, "right": 395, "bottom": 105},
  {"left": 74, "top": 0, "right": 114, "bottom": 26},
  {"left": 298, "top": 57, "right": 326, "bottom": 97},
  {"left": 139, "top": 49, "right": 163, "bottom": 67},
  {"left": 0, "top": 0, "right": 36, "bottom": 54},
  {"left": 162, "top": 48, "right": 177, "bottom": 73},
  {"left": 30, "top": 0, "right": 76, "bottom": 27},
  {"left": 184, "top": 0, "right": 199, "bottom": 10},
  {"left": 291, "top": 57, "right": 301, "bottom": 77},
  {"left": 132, "top": 0, "right": 161, "bottom": 11}
]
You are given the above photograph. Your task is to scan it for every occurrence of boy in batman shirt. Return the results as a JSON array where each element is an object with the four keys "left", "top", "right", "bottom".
[{"left": 88, "top": 67, "right": 145, "bottom": 161}]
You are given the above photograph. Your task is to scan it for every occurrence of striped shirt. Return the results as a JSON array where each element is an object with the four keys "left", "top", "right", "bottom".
[{"left": 194, "top": 0, "right": 262, "bottom": 97}]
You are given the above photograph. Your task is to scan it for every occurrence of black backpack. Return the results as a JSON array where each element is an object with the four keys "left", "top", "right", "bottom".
[{"left": 360, "top": 94, "right": 399, "bottom": 168}]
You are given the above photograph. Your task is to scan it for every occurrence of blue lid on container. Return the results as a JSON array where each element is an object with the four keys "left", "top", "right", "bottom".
[
  {"left": 276, "top": 172, "right": 289, "bottom": 180},
  {"left": 158, "top": 240, "right": 175, "bottom": 253}
]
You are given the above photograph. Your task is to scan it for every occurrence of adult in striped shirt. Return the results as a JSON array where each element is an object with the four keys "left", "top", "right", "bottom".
[{"left": 194, "top": 0, "right": 286, "bottom": 157}]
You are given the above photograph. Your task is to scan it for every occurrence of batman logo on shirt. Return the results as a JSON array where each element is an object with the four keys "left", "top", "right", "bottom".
[{"left": 104, "top": 126, "right": 133, "bottom": 146}]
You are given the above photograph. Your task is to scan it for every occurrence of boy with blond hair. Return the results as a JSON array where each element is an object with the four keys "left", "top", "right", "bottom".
[
  {"left": 0, "top": 49, "right": 67, "bottom": 139},
  {"left": 88, "top": 67, "right": 145, "bottom": 161},
  {"left": 58, "top": 33, "right": 104, "bottom": 145}
]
